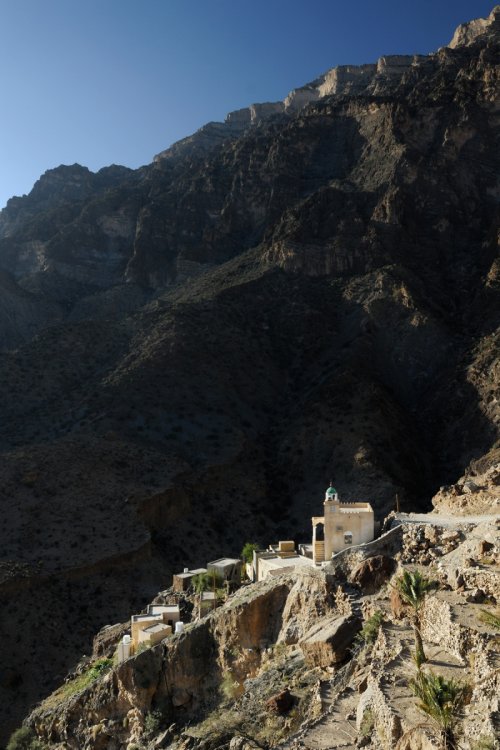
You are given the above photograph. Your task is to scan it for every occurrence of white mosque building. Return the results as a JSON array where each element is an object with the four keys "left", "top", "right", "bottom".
[{"left": 253, "top": 484, "right": 375, "bottom": 579}]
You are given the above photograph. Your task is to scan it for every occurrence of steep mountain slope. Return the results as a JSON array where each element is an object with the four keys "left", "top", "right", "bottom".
[{"left": 0, "top": 6, "right": 499, "bottom": 743}]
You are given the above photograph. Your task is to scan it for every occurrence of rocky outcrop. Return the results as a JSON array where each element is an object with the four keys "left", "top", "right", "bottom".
[
  {"left": 432, "top": 460, "right": 500, "bottom": 516},
  {"left": 266, "top": 688, "right": 294, "bottom": 715},
  {"left": 27, "top": 570, "right": 341, "bottom": 747},
  {"left": 300, "top": 613, "right": 362, "bottom": 668},
  {"left": 349, "top": 555, "right": 397, "bottom": 594},
  {"left": 448, "top": 5, "right": 500, "bottom": 48}
]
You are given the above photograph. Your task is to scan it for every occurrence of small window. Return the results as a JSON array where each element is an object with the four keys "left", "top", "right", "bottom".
[{"left": 344, "top": 532, "right": 353, "bottom": 545}]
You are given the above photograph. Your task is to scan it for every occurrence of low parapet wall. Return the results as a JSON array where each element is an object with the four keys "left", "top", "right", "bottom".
[{"left": 323, "top": 525, "right": 403, "bottom": 574}]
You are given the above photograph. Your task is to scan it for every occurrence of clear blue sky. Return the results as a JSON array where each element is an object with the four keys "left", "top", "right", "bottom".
[{"left": 0, "top": 0, "right": 494, "bottom": 209}]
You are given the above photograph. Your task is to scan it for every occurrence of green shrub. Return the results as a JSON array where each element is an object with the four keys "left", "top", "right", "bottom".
[
  {"left": 6, "top": 727, "right": 46, "bottom": 750},
  {"left": 241, "top": 542, "right": 259, "bottom": 564},
  {"left": 87, "top": 658, "right": 113, "bottom": 680},
  {"left": 355, "top": 611, "right": 384, "bottom": 648},
  {"left": 360, "top": 707, "right": 374, "bottom": 737},
  {"left": 144, "top": 709, "right": 163, "bottom": 735}
]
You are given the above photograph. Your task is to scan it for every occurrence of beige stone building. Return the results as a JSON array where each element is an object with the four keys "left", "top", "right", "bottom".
[
  {"left": 130, "top": 603, "right": 181, "bottom": 651},
  {"left": 252, "top": 485, "right": 375, "bottom": 580},
  {"left": 207, "top": 558, "right": 242, "bottom": 585},
  {"left": 312, "top": 484, "right": 374, "bottom": 564},
  {"left": 173, "top": 567, "right": 208, "bottom": 592}
]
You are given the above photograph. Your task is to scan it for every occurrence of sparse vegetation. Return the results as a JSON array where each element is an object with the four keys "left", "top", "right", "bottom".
[
  {"left": 40, "top": 657, "right": 113, "bottom": 708},
  {"left": 220, "top": 671, "right": 239, "bottom": 699},
  {"left": 6, "top": 727, "right": 46, "bottom": 750},
  {"left": 360, "top": 707, "right": 374, "bottom": 738},
  {"left": 470, "top": 735, "right": 497, "bottom": 750},
  {"left": 144, "top": 709, "right": 163, "bottom": 736},
  {"left": 355, "top": 610, "right": 384, "bottom": 648},
  {"left": 479, "top": 608, "right": 500, "bottom": 631}
]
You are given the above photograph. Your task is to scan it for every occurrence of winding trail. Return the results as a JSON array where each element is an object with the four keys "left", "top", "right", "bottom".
[{"left": 393, "top": 512, "right": 499, "bottom": 527}]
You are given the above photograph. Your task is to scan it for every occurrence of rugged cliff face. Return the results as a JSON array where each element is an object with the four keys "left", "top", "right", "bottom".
[{"left": 0, "top": 6, "right": 499, "bottom": 743}]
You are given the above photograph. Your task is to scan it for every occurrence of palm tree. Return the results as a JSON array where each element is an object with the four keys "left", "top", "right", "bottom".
[
  {"left": 395, "top": 570, "right": 433, "bottom": 664},
  {"left": 410, "top": 669, "right": 468, "bottom": 749},
  {"left": 192, "top": 572, "right": 212, "bottom": 619},
  {"left": 192, "top": 570, "right": 223, "bottom": 618}
]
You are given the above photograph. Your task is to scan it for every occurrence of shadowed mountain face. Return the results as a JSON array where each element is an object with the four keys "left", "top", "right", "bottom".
[{"left": 0, "top": 7, "right": 499, "bottom": 742}]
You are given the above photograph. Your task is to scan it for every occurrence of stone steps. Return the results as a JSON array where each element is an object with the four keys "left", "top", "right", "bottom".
[{"left": 281, "top": 681, "right": 359, "bottom": 750}]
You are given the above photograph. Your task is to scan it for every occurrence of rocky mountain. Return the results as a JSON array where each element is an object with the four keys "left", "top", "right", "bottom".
[{"left": 0, "top": 6, "right": 499, "bottom": 744}]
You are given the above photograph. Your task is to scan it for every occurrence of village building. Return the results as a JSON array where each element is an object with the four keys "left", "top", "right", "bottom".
[
  {"left": 253, "top": 484, "right": 375, "bottom": 580},
  {"left": 200, "top": 590, "right": 218, "bottom": 614},
  {"left": 172, "top": 567, "right": 208, "bottom": 593},
  {"left": 207, "top": 557, "right": 242, "bottom": 585},
  {"left": 130, "top": 603, "right": 181, "bottom": 652},
  {"left": 254, "top": 549, "right": 315, "bottom": 580},
  {"left": 137, "top": 622, "right": 172, "bottom": 648}
]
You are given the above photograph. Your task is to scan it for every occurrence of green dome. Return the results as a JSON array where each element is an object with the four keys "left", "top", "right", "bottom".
[{"left": 326, "top": 486, "right": 337, "bottom": 496}]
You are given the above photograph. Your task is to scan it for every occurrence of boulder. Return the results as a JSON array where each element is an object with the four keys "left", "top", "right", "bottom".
[
  {"left": 266, "top": 688, "right": 294, "bottom": 714},
  {"left": 349, "top": 555, "right": 397, "bottom": 594},
  {"left": 172, "top": 687, "right": 191, "bottom": 707},
  {"left": 390, "top": 587, "right": 407, "bottom": 619},
  {"left": 463, "top": 480, "right": 480, "bottom": 493},
  {"left": 465, "top": 588, "right": 485, "bottom": 603},
  {"left": 92, "top": 622, "right": 129, "bottom": 659},
  {"left": 151, "top": 726, "right": 177, "bottom": 749},
  {"left": 299, "top": 614, "right": 362, "bottom": 667},
  {"left": 478, "top": 540, "right": 494, "bottom": 556}
]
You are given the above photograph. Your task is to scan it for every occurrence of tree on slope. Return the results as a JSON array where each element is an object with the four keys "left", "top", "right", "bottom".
[
  {"left": 192, "top": 570, "right": 223, "bottom": 618},
  {"left": 410, "top": 669, "right": 468, "bottom": 749},
  {"left": 395, "top": 570, "right": 433, "bottom": 664}
]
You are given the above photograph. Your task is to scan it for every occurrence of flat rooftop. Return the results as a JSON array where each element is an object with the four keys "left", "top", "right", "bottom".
[
  {"left": 261, "top": 555, "right": 315, "bottom": 571},
  {"left": 201, "top": 591, "right": 217, "bottom": 600},
  {"left": 131, "top": 614, "right": 161, "bottom": 623},
  {"left": 142, "top": 623, "right": 171, "bottom": 634},
  {"left": 174, "top": 568, "right": 207, "bottom": 578},
  {"left": 148, "top": 605, "right": 179, "bottom": 615},
  {"left": 208, "top": 558, "right": 240, "bottom": 566}
]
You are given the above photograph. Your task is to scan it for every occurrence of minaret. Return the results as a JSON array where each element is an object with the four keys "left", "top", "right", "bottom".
[
  {"left": 325, "top": 481, "right": 339, "bottom": 503},
  {"left": 324, "top": 481, "right": 339, "bottom": 559}
]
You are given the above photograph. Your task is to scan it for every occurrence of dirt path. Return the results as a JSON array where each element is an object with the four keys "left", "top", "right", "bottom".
[{"left": 394, "top": 512, "right": 499, "bottom": 527}]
